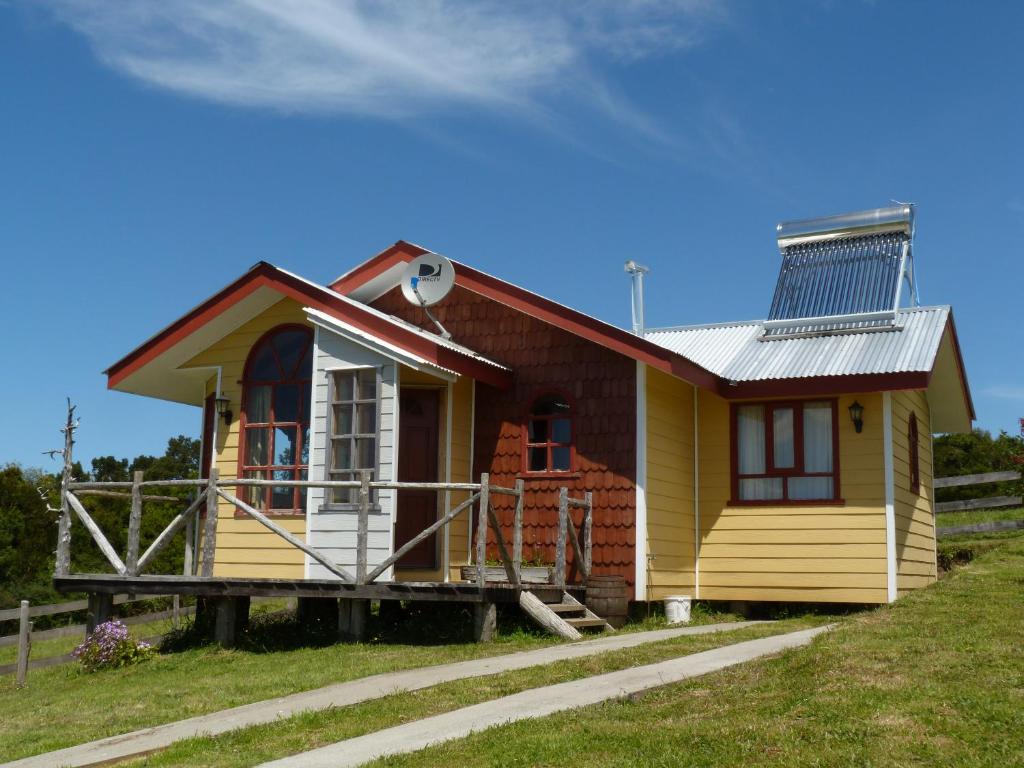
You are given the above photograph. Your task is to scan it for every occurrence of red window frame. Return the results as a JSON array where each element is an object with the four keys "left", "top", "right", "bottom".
[
  {"left": 729, "top": 399, "right": 842, "bottom": 506},
  {"left": 909, "top": 412, "right": 920, "bottom": 495},
  {"left": 522, "top": 390, "right": 576, "bottom": 476},
  {"left": 237, "top": 324, "right": 313, "bottom": 516}
]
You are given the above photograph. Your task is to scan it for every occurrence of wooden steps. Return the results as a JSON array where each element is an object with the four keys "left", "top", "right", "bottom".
[{"left": 518, "top": 590, "right": 614, "bottom": 639}]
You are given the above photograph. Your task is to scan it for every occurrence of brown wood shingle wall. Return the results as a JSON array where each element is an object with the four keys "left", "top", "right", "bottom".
[{"left": 373, "top": 286, "right": 638, "bottom": 586}]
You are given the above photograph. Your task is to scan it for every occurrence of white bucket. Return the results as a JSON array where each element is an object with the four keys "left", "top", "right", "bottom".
[{"left": 664, "top": 595, "right": 692, "bottom": 625}]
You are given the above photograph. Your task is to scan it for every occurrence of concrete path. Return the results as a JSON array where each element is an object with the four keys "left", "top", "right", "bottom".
[
  {"left": 4, "top": 621, "right": 761, "bottom": 768},
  {"left": 260, "top": 624, "right": 832, "bottom": 768}
]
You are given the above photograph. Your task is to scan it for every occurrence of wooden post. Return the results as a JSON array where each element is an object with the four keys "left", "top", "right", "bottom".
[
  {"left": 476, "top": 474, "right": 489, "bottom": 588},
  {"left": 126, "top": 470, "right": 144, "bottom": 576},
  {"left": 86, "top": 593, "right": 113, "bottom": 635},
  {"left": 555, "top": 487, "right": 568, "bottom": 589},
  {"left": 15, "top": 601, "right": 31, "bottom": 688},
  {"left": 473, "top": 602, "right": 496, "bottom": 643},
  {"left": 583, "top": 491, "right": 593, "bottom": 578},
  {"left": 357, "top": 471, "right": 370, "bottom": 584},
  {"left": 172, "top": 594, "right": 181, "bottom": 629},
  {"left": 55, "top": 404, "right": 76, "bottom": 577},
  {"left": 213, "top": 597, "right": 246, "bottom": 649},
  {"left": 339, "top": 599, "right": 368, "bottom": 641},
  {"left": 183, "top": 512, "right": 195, "bottom": 576},
  {"left": 513, "top": 479, "right": 524, "bottom": 586},
  {"left": 201, "top": 468, "right": 219, "bottom": 578}
]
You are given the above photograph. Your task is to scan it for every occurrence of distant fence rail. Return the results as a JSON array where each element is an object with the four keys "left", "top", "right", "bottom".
[
  {"left": 0, "top": 594, "right": 191, "bottom": 684},
  {"left": 935, "top": 470, "right": 1023, "bottom": 538}
]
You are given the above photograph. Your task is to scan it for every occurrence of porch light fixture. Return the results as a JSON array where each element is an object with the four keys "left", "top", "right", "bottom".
[
  {"left": 848, "top": 400, "right": 864, "bottom": 433},
  {"left": 215, "top": 395, "right": 233, "bottom": 426}
]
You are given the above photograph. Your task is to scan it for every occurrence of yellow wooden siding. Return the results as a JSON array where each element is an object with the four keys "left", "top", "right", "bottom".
[
  {"left": 696, "top": 389, "right": 889, "bottom": 604},
  {"left": 187, "top": 298, "right": 309, "bottom": 579},
  {"left": 891, "top": 389, "right": 937, "bottom": 594},
  {"left": 644, "top": 368, "right": 695, "bottom": 600}
]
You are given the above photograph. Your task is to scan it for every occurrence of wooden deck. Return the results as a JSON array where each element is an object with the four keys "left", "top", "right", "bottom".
[{"left": 53, "top": 573, "right": 571, "bottom": 604}]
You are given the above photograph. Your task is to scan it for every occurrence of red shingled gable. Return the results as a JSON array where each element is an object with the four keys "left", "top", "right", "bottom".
[
  {"left": 373, "top": 285, "right": 638, "bottom": 589},
  {"left": 334, "top": 240, "right": 720, "bottom": 391}
]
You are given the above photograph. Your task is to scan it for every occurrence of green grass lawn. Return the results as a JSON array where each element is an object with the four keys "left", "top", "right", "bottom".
[
  {"left": 361, "top": 538, "right": 1024, "bottom": 768},
  {"left": 124, "top": 619, "right": 824, "bottom": 768},
  {"left": 936, "top": 504, "right": 1024, "bottom": 528},
  {"left": 0, "top": 599, "right": 292, "bottom": 667},
  {"left": 0, "top": 597, "right": 747, "bottom": 763}
]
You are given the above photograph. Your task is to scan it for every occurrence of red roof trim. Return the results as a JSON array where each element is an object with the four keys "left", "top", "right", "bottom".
[
  {"left": 106, "top": 263, "right": 273, "bottom": 385},
  {"left": 107, "top": 262, "right": 512, "bottom": 391},
  {"left": 722, "top": 371, "right": 932, "bottom": 400},
  {"left": 331, "top": 241, "right": 721, "bottom": 390},
  {"left": 331, "top": 241, "right": 429, "bottom": 295}
]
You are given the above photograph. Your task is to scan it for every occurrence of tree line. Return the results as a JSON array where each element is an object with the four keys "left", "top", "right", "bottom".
[{"left": 0, "top": 437, "right": 198, "bottom": 609}]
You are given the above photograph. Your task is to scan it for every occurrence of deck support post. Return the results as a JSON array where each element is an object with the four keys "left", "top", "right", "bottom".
[
  {"left": 512, "top": 479, "right": 524, "bottom": 586},
  {"left": 555, "top": 488, "right": 568, "bottom": 589},
  {"left": 201, "top": 469, "right": 219, "bottom": 577},
  {"left": 339, "top": 599, "right": 368, "bottom": 642},
  {"left": 86, "top": 592, "right": 113, "bottom": 635},
  {"left": 213, "top": 596, "right": 249, "bottom": 649},
  {"left": 126, "top": 470, "right": 144, "bottom": 576},
  {"left": 473, "top": 601, "right": 496, "bottom": 643},
  {"left": 356, "top": 471, "right": 370, "bottom": 584},
  {"left": 476, "top": 474, "right": 489, "bottom": 588}
]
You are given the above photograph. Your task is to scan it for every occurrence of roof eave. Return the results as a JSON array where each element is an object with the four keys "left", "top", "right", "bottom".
[{"left": 108, "top": 262, "right": 513, "bottom": 394}]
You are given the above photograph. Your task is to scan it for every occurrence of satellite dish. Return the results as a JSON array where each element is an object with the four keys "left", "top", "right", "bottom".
[{"left": 401, "top": 253, "right": 455, "bottom": 307}]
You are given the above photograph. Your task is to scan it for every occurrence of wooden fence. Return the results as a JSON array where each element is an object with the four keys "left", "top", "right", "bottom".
[
  {"left": 57, "top": 470, "right": 593, "bottom": 593},
  {"left": 0, "top": 594, "right": 191, "bottom": 685},
  {"left": 935, "top": 470, "right": 1023, "bottom": 537}
]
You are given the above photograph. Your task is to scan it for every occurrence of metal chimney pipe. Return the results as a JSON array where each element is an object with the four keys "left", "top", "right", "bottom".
[{"left": 624, "top": 260, "right": 649, "bottom": 336}]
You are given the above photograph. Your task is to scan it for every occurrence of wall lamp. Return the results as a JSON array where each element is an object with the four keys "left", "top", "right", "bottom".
[
  {"left": 848, "top": 400, "right": 864, "bottom": 434},
  {"left": 215, "top": 395, "right": 233, "bottom": 426}
]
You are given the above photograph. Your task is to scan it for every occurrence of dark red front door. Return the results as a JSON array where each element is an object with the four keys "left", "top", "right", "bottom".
[{"left": 395, "top": 388, "right": 440, "bottom": 569}]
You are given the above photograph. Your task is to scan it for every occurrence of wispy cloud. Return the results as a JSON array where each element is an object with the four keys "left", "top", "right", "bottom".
[
  {"left": 984, "top": 386, "right": 1024, "bottom": 401},
  {"left": 41, "top": 0, "right": 725, "bottom": 131}
]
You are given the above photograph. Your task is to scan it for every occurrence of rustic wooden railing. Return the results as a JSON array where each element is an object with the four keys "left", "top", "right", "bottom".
[
  {"left": 55, "top": 469, "right": 591, "bottom": 591},
  {"left": 555, "top": 488, "right": 593, "bottom": 589}
]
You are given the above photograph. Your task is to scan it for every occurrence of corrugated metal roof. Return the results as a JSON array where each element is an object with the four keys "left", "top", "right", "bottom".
[{"left": 645, "top": 306, "right": 950, "bottom": 382}]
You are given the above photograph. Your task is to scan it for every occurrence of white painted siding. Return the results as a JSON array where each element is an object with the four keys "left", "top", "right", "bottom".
[{"left": 305, "top": 326, "right": 398, "bottom": 580}]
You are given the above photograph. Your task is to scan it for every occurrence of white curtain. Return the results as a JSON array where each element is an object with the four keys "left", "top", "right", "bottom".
[
  {"left": 790, "top": 401, "right": 833, "bottom": 500},
  {"left": 789, "top": 476, "right": 832, "bottom": 499},
  {"left": 772, "top": 407, "right": 795, "bottom": 468},
  {"left": 737, "top": 406, "right": 765, "bottom": 473},
  {"left": 737, "top": 406, "right": 783, "bottom": 500},
  {"left": 740, "top": 477, "right": 783, "bottom": 500},
  {"left": 803, "top": 402, "right": 833, "bottom": 472}
]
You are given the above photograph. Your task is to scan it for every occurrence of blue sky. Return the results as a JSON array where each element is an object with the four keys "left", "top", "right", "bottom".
[{"left": 2, "top": 1, "right": 1022, "bottom": 470}]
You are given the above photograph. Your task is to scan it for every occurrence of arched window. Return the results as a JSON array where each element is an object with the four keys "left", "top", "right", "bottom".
[
  {"left": 239, "top": 325, "right": 313, "bottom": 513},
  {"left": 909, "top": 412, "right": 920, "bottom": 495},
  {"left": 525, "top": 393, "right": 574, "bottom": 473}
]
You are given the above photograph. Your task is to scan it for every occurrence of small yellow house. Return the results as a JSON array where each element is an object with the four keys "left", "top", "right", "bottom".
[{"left": 102, "top": 204, "right": 972, "bottom": 607}]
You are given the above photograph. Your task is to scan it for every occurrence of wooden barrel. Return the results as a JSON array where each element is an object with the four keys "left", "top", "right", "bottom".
[{"left": 585, "top": 574, "right": 629, "bottom": 628}]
